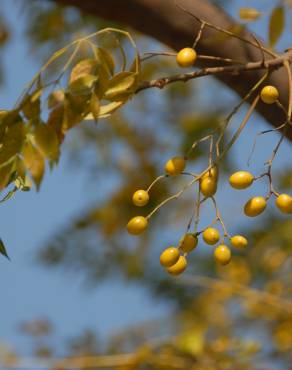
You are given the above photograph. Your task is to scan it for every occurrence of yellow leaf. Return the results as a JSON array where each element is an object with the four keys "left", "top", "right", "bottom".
[
  {"left": 84, "top": 101, "right": 124, "bottom": 120},
  {"left": 22, "top": 141, "right": 45, "bottom": 190},
  {"left": 33, "top": 124, "right": 59, "bottom": 161},
  {"left": 104, "top": 72, "right": 136, "bottom": 100},
  {"left": 239, "top": 8, "right": 261, "bottom": 22},
  {"left": 90, "top": 93, "right": 100, "bottom": 123},
  {"left": 0, "top": 161, "right": 13, "bottom": 191},
  {"left": 0, "top": 123, "right": 25, "bottom": 166},
  {"left": 69, "top": 59, "right": 99, "bottom": 83},
  {"left": 69, "top": 75, "right": 98, "bottom": 95},
  {"left": 21, "top": 93, "right": 41, "bottom": 120},
  {"left": 47, "top": 106, "right": 65, "bottom": 142},
  {"left": 95, "top": 47, "right": 115, "bottom": 76},
  {"left": 269, "top": 6, "right": 285, "bottom": 47},
  {"left": 61, "top": 94, "right": 90, "bottom": 131},
  {"left": 48, "top": 89, "right": 65, "bottom": 109}
]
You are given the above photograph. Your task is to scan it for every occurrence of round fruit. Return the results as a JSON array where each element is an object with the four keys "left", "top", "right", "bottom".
[
  {"left": 202, "top": 227, "right": 220, "bottom": 245},
  {"left": 167, "top": 255, "right": 187, "bottom": 275},
  {"left": 229, "top": 171, "right": 254, "bottom": 189},
  {"left": 160, "top": 247, "right": 180, "bottom": 267},
  {"left": 202, "top": 166, "right": 219, "bottom": 181},
  {"left": 230, "top": 235, "right": 248, "bottom": 249},
  {"left": 275, "top": 194, "right": 292, "bottom": 214},
  {"left": 132, "top": 190, "right": 149, "bottom": 207},
  {"left": 260, "top": 85, "right": 279, "bottom": 104},
  {"left": 200, "top": 177, "right": 217, "bottom": 197},
  {"left": 179, "top": 233, "right": 198, "bottom": 253},
  {"left": 126, "top": 216, "right": 148, "bottom": 235},
  {"left": 176, "top": 48, "right": 197, "bottom": 68},
  {"left": 165, "top": 156, "right": 186, "bottom": 176},
  {"left": 214, "top": 245, "right": 231, "bottom": 265},
  {"left": 244, "top": 196, "right": 267, "bottom": 217}
]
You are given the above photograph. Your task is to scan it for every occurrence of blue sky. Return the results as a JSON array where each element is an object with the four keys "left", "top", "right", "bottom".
[{"left": 0, "top": 0, "right": 291, "bottom": 358}]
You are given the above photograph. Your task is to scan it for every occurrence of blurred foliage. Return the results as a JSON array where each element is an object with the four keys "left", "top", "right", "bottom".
[
  {"left": 0, "top": 0, "right": 291, "bottom": 370},
  {"left": 0, "top": 12, "right": 9, "bottom": 84}
]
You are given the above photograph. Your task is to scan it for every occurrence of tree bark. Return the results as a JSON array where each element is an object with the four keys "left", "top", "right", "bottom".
[{"left": 51, "top": 0, "right": 292, "bottom": 140}]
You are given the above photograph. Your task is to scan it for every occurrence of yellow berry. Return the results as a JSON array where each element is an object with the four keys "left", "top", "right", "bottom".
[
  {"left": 179, "top": 233, "right": 198, "bottom": 253},
  {"left": 200, "top": 177, "right": 217, "bottom": 197},
  {"left": 275, "top": 194, "right": 292, "bottom": 214},
  {"left": 176, "top": 48, "right": 197, "bottom": 68},
  {"left": 214, "top": 245, "right": 231, "bottom": 265},
  {"left": 244, "top": 196, "right": 266, "bottom": 217},
  {"left": 126, "top": 216, "right": 148, "bottom": 235},
  {"left": 165, "top": 156, "right": 186, "bottom": 176},
  {"left": 202, "top": 166, "right": 219, "bottom": 181},
  {"left": 229, "top": 171, "right": 254, "bottom": 189},
  {"left": 160, "top": 247, "right": 180, "bottom": 267},
  {"left": 132, "top": 190, "right": 149, "bottom": 207},
  {"left": 202, "top": 227, "right": 220, "bottom": 245},
  {"left": 166, "top": 255, "right": 187, "bottom": 275},
  {"left": 230, "top": 235, "right": 248, "bottom": 249},
  {"left": 260, "top": 85, "right": 279, "bottom": 104}
]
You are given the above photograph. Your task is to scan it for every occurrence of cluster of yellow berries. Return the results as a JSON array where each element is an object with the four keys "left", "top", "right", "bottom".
[
  {"left": 159, "top": 230, "right": 248, "bottom": 276},
  {"left": 126, "top": 60, "right": 286, "bottom": 276},
  {"left": 229, "top": 170, "right": 292, "bottom": 216},
  {"left": 126, "top": 154, "right": 292, "bottom": 276},
  {"left": 126, "top": 156, "right": 188, "bottom": 236}
]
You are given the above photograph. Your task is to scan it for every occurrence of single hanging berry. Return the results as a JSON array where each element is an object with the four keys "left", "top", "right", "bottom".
[
  {"left": 160, "top": 247, "right": 180, "bottom": 267},
  {"left": 165, "top": 156, "right": 186, "bottom": 176},
  {"left": 166, "top": 255, "right": 187, "bottom": 275},
  {"left": 132, "top": 190, "right": 149, "bottom": 207},
  {"left": 176, "top": 47, "right": 197, "bottom": 68},
  {"left": 126, "top": 216, "right": 148, "bottom": 235}
]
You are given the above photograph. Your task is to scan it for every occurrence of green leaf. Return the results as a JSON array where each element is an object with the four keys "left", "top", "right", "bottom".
[
  {"left": 269, "top": 6, "right": 285, "bottom": 48},
  {"left": 69, "top": 75, "right": 98, "bottom": 95},
  {"left": 69, "top": 59, "right": 99, "bottom": 83},
  {"left": 104, "top": 72, "right": 136, "bottom": 100},
  {"left": 33, "top": 124, "right": 60, "bottom": 161},
  {"left": 0, "top": 238, "right": 10, "bottom": 260}
]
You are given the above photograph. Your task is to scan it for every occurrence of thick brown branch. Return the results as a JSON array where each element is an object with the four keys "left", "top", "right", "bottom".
[
  {"left": 137, "top": 50, "right": 292, "bottom": 92},
  {"left": 50, "top": 0, "right": 292, "bottom": 140}
]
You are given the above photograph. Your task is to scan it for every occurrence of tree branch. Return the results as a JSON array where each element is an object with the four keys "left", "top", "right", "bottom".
[
  {"left": 137, "top": 49, "right": 292, "bottom": 92},
  {"left": 50, "top": 0, "right": 292, "bottom": 140}
]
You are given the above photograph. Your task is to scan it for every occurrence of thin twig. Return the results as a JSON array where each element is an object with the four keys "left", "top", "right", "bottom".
[{"left": 175, "top": 2, "right": 277, "bottom": 58}]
